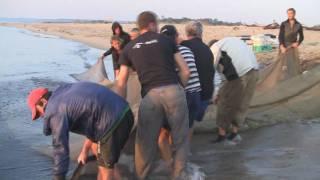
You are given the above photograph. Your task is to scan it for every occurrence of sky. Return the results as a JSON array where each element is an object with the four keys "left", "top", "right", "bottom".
[{"left": 0, "top": 0, "right": 319, "bottom": 26}]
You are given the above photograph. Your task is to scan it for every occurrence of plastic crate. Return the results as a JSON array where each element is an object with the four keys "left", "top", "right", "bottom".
[{"left": 253, "top": 45, "right": 273, "bottom": 53}]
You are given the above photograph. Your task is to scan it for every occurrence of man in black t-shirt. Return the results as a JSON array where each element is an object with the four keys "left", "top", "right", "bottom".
[
  {"left": 115, "top": 11, "right": 191, "bottom": 179},
  {"left": 181, "top": 21, "right": 215, "bottom": 122}
]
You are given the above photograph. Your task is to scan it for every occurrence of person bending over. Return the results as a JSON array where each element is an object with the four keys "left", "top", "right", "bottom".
[
  {"left": 27, "top": 82, "right": 134, "bottom": 180},
  {"left": 210, "top": 37, "right": 259, "bottom": 145}
]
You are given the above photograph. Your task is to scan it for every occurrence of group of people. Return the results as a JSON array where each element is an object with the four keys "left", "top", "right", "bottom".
[{"left": 27, "top": 8, "right": 304, "bottom": 180}]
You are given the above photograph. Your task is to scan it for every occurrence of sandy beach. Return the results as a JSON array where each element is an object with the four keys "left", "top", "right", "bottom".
[
  {"left": 2, "top": 0, "right": 320, "bottom": 178},
  {"left": 1, "top": 22, "right": 320, "bottom": 179},
  {"left": 2, "top": 22, "right": 320, "bottom": 131},
  {"left": 2, "top": 22, "right": 320, "bottom": 68}
]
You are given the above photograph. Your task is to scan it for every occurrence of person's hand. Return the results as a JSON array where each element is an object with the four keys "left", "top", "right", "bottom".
[
  {"left": 77, "top": 150, "right": 88, "bottom": 165},
  {"left": 282, "top": 66, "right": 288, "bottom": 71},
  {"left": 291, "top": 42, "right": 299, "bottom": 48},
  {"left": 100, "top": 54, "right": 105, "bottom": 60},
  {"left": 52, "top": 175, "right": 66, "bottom": 180},
  {"left": 280, "top": 45, "right": 287, "bottom": 54}
]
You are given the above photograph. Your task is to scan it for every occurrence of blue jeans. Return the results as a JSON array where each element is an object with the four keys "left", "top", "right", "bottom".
[
  {"left": 196, "top": 99, "right": 210, "bottom": 122},
  {"left": 186, "top": 91, "right": 201, "bottom": 128}
]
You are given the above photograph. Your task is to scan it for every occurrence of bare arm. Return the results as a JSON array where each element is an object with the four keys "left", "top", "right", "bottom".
[
  {"left": 211, "top": 45, "right": 221, "bottom": 66},
  {"left": 77, "top": 138, "right": 93, "bottom": 164},
  {"left": 113, "top": 65, "right": 130, "bottom": 98},
  {"left": 81, "top": 138, "right": 93, "bottom": 154},
  {"left": 174, "top": 53, "right": 190, "bottom": 87},
  {"left": 114, "top": 69, "right": 120, "bottom": 79}
]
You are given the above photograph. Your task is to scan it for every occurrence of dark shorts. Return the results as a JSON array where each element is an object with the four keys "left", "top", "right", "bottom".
[
  {"left": 186, "top": 91, "right": 201, "bottom": 128},
  {"left": 196, "top": 99, "right": 210, "bottom": 122},
  {"left": 97, "top": 109, "right": 134, "bottom": 169}
]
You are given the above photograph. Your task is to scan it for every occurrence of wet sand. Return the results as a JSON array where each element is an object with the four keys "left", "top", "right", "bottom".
[
  {"left": 2, "top": 78, "right": 319, "bottom": 180},
  {"left": 73, "top": 121, "right": 320, "bottom": 180},
  {"left": 193, "top": 122, "right": 320, "bottom": 180},
  {"left": 0, "top": 26, "right": 103, "bottom": 179}
]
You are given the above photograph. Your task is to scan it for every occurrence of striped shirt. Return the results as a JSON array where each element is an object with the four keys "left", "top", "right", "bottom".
[{"left": 178, "top": 45, "right": 201, "bottom": 93}]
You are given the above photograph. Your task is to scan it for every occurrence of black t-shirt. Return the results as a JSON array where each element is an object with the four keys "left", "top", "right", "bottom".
[
  {"left": 103, "top": 48, "right": 120, "bottom": 70},
  {"left": 119, "top": 32, "right": 131, "bottom": 49},
  {"left": 103, "top": 32, "right": 131, "bottom": 70},
  {"left": 181, "top": 38, "right": 214, "bottom": 100},
  {"left": 119, "top": 31, "right": 179, "bottom": 97}
]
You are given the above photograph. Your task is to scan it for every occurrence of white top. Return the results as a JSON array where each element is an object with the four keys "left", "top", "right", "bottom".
[
  {"left": 211, "top": 37, "right": 259, "bottom": 97},
  {"left": 211, "top": 37, "right": 259, "bottom": 78}
]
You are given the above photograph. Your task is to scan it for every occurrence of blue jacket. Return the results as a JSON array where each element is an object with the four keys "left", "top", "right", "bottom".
[{"left": 43, "top": 82, "right": 129, "bottom": 176}]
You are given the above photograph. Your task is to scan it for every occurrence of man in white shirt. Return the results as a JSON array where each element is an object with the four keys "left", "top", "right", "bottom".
[{"left": 210, "top": 37, "right": 259, "bottom": 144}]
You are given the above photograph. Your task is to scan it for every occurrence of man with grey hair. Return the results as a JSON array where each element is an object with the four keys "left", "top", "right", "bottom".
[
  {"left": 181, "top": 21, "right": 215, "bottom": 123},
  {"left": 185, "top": 21, "right": 203, "bottom": 38}
]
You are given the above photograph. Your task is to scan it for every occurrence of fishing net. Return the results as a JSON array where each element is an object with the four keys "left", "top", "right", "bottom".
[
  {"left": 70, "top": 59, "right": 141, "bottom": 126},
  {"left": 70, "top": 58, "right": 114, "bottom": 88},
  {"left": 257, "top": 48, "right": 301, "bottom": 91}
]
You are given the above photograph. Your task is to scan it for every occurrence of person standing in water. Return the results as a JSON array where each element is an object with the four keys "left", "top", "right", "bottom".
[
  {"left": 181, "top": 21, "right": 215, "bottom": 123},
  {"left": 115, "top": 11, "right": 191, "bottom": 179},
  {"left": 125, "top": 27, "right": 141, "bottom": 125},
  {"left": 158, "top": 25, "right": 202, "bottom": 160},
  {"left": 210, "top": 37, "right": 259, "bottom": 145},
  {"left": 77, "top": 27, "right": 142, "bottom": 168},
  {"left": 279, "top": 8, "right": 304, "bottom": 76},
  {"left": 101, "top": 22, "right": 131, "bottom": 78}
]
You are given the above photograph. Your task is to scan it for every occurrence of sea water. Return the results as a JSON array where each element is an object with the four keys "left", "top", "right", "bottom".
[{"left": 0, "top": 26, "right": 113, "bottom": 179}]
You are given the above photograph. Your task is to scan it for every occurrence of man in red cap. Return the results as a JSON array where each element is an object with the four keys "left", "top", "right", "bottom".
[
  {"left": 27, "top": 82, "right": 134, "bottom": 180},
  {"left": 27, "top": 87, "right": 50, "bottom": 120}
]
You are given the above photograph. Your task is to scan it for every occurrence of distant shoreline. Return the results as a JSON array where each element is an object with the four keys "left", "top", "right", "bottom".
[
  {"left": 0, "top": 22, "right": 273, "bottom": 50},
  {"left": 0, "top": 22, "right": 319, "bottom": 134},
  {"left": 0, "top": 22, "right": 109, "bottom": 50},
  {"left": 1, "top": 22, "right": 320, "bottom": 66}
]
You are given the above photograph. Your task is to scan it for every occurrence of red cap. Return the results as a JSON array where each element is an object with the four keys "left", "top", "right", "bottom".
[{"left": 27, "top": 88, "right": 48, "bottom": 120}]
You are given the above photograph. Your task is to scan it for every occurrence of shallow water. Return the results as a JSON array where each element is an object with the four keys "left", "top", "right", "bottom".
[
  {"left": 0, "top": 26, "right": 113, "bottom": 179},
  {"left": 74, "top": 122, "right": 320, "bottom": 180}
]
